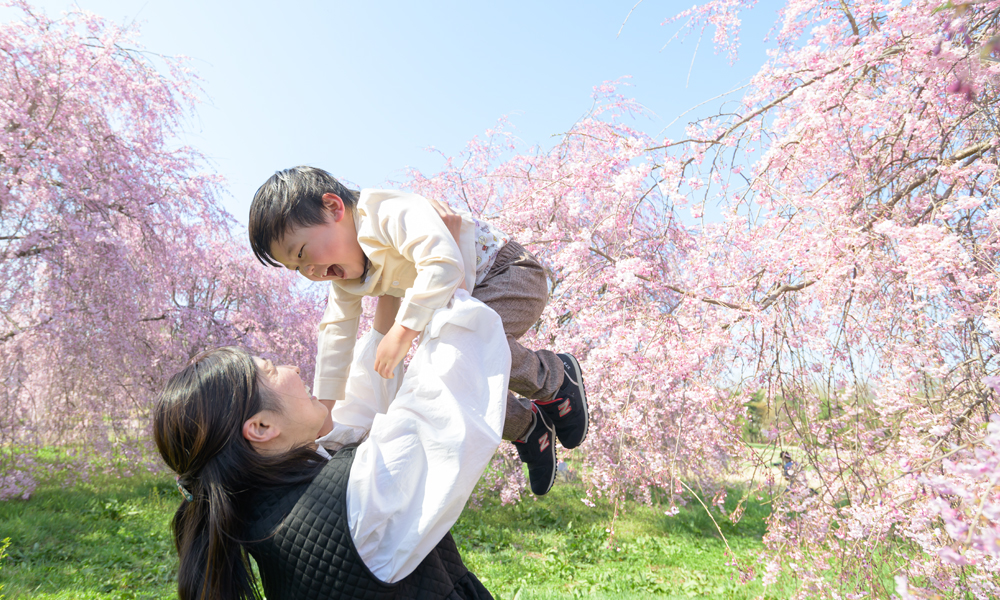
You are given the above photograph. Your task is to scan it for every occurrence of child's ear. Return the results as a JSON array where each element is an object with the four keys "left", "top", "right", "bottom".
[
  {"left": 321, "top": 193, "right": 346, "bottom": 222},
  {"left": 243, "top": 412, "right": 280, "bottom": 445}
]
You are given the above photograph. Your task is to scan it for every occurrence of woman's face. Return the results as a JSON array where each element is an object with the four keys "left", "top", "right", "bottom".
[{"left": 253, "top": 358, "right": 329, "bottom": 449}]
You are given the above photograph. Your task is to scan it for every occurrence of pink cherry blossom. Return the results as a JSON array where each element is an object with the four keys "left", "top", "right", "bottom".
[
  {"left": 2, "top": 0, "right": 999, "bottom": 595},
  {"left": 0, "top": 1, "right": 324, "bottom": 498},
  {"left": 397, "top": 0, "right": 1000, "bottom": 595}
]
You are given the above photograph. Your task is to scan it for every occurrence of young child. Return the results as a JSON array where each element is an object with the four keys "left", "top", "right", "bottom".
[{"left": 249, "top": 166, "right": 588, "bottom": 495}]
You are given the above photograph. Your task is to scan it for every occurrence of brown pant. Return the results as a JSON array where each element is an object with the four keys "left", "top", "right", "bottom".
[{"left": 472, "top": 241, "right": 564, "bottom": 441}]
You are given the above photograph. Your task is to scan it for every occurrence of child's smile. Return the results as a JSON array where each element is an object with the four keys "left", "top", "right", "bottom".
[{"left": 269, "top": 193, "right": 367, "bottom": 282}]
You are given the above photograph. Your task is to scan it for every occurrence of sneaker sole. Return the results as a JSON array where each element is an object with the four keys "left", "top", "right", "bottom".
[
  {"left": 535, "top": 437, "right": 556, "bottom": 496},
  {"left": 536, "top": 411, "right": 557, "bottom": 495},
  {"left": 559, "top": 353, "right": 589, "bottom": 449}
]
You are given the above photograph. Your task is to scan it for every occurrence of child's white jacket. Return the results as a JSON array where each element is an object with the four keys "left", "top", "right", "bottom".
[{"left": 313, "top": 189, "right": 478, "bottom": 403}]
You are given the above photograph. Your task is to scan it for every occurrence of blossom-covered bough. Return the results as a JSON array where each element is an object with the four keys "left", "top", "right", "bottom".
[
  {"left": 402, "top": 0, "right": 1000, "bottom": 597},
  {"left": 0, "top": 1, "right": 322, "bottom": 499}
]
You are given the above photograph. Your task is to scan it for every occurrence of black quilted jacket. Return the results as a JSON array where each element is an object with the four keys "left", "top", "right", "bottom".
[{"left": 244, "top": 446, "right": 493, "bottom": 599}]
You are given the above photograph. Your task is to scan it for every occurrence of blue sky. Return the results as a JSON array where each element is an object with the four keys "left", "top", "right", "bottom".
[{"left": 14, "top": 0, "right": 782, "bottom": 225}]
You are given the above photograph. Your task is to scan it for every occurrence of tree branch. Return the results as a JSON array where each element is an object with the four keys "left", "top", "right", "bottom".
[
  {"left": 649, "top": 65, "right": 846, "bottom": 151},
  {"left": 858, "top": 140, "right": 992, "bottom": 229}
]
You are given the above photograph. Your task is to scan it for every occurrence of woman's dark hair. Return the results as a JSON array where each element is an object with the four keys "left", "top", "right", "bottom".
[
  {"left": 152, "top": 347, "right": 325, "bottom": 600},
  {"left": 248, "top": 166, "right": 360, "bottom": 267}
]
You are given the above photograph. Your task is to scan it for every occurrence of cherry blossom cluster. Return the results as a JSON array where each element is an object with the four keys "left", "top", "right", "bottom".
[
  {"left": 2, "top": 0, "right": 998, "bottom": 596},
  {"left": 0, "top": 1, "right": 324, "bottom": 499},
  {"left": 398, "top": 0, "right": 1000, "bottom": 596}
]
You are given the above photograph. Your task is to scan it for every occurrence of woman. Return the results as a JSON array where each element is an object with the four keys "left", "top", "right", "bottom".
[{"left": 152, "top": 290, "right": 509, "bottom": 600}]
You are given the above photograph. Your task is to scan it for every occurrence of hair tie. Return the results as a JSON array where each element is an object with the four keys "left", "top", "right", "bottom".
[{"left": 175, "top": 475, "right": 194, "bottom": 502}]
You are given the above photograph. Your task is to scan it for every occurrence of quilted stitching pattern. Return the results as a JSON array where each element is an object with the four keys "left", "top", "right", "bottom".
[{"left": 245, "top": 448, "right": 493, "bottom": 599}]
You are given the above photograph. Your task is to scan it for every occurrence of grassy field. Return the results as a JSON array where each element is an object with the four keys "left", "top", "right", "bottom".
[{"left": 0, "top": 469, "right": 786, "bottom": 599}]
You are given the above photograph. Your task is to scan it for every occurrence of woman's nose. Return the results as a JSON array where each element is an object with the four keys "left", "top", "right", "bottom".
[{"left": 280, "top": 365, "right": 300, "bottom": 374}]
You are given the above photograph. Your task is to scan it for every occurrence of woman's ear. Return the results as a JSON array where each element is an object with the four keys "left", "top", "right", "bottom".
[
  {"left": 243, "top": 412, "right": 280, "bottom": 445},
  {"left": 321, "top": 193, "right": 346, "bottom": 222}
]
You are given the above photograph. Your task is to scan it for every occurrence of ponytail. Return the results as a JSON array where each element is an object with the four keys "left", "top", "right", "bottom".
[{"left": 153, "top": 347, "right": 324, "bottom": 600}]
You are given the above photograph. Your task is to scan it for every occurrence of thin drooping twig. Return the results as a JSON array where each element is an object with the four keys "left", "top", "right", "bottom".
[
  {"left": 617, "top": 0, "right": 644, "bottom": 38},
  {"left": 648, "top": 65, "right": 847, "bottom": 151},
  {"left": 686, "top": 32, "right": 703, "bottom": 89},
  {"left": 879, "top": 435, "right": 988, "bottom": 488},
  {"left": 679, "top": 480, "right": 736, "bottom": 558}
]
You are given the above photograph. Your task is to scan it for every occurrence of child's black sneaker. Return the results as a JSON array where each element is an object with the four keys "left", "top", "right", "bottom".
[
  {"left": 535, "top": 353, "right": 589, "bottom": 449},
  {"left": 512, "top": 408, "right": 557, "bottom": 496}
]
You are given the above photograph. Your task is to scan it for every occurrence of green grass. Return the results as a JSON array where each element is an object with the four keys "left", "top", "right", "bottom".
[
  {"left": 0, "top": 471, "right": 786, "bottom": 599},
  {"left": 454, "top": 482, "right": 776, "bottom": 600},
  {"left": 0, "top": 473, "right": 178, "bottom": 599}
]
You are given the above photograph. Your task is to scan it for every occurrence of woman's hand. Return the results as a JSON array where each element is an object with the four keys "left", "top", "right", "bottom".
[
  {"left": 374, "top": 322, "right": 419, "bottom": 378},
  {"left": 427, "top": 198, "right": 466, "bottom": 290},
  {"left": 427, "top": 198, "right": 462, "bottom": 245}
]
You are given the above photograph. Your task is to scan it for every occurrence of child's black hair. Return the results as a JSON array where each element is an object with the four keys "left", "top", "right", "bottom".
[{"left": 248, "top": 166, "right": 359, "bottom": 267}]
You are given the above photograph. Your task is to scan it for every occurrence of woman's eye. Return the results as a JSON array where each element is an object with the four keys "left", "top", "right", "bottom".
[{"left": 297, "top": 247, "right": 303, "bottom": 259}]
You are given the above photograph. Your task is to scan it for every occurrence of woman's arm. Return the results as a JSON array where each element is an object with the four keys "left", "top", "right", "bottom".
[
  {"left": 317, "top": 327, "right": 405, "bottom": 451},
  {"left": 347, "top": 291, "right": 509, "bottom": 582},
  {"left": 372, "top": 295, "right": 400, "bottom": 335}
]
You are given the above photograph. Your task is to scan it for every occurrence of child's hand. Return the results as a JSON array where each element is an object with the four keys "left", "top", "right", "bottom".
[{"left": 374, "top": 322, "right": 419, "bottom": 378}]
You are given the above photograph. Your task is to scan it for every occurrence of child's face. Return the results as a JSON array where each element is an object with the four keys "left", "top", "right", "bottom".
[{"left": 269, "top": 193, "right": 367, "bottom": 282}]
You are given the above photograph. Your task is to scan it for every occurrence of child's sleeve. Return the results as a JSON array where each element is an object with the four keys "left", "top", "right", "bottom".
[
  {"left": 368, "top": 194, "right": 468, "bottom": 335},
  {"left": 313, "top": 285, "right": 365, "bottom": 403},
  {"left": 316, "top": 328, "right": 405, "bottom": 452}
]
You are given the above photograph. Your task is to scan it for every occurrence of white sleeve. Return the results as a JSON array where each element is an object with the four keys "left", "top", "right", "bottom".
[
  {"left": 359, "top": 191, "right": 468, "bottom": 334},
  {"left": 346, "top": 290, "right": 509, "bottom": 583},
  {"left": 313, "top": 286, "right": 364, "bottom": 403},
  {"left": 316, "top": 329, "right": 404, "bottom": 452}
]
